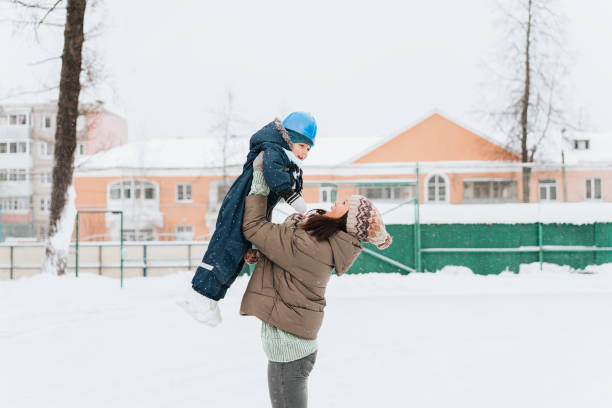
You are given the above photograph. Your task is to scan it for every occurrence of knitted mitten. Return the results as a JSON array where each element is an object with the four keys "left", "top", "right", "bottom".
[
  {"left": 250, "top": 171, "right": 270, "bottom": 196},
  {"left": 249, "top": 152, "right": 270, "bottom": 196}
]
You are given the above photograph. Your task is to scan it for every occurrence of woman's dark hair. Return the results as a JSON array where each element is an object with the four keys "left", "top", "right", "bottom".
[{"left": 301, "top": 209, "right": 348, "bottom": 241}]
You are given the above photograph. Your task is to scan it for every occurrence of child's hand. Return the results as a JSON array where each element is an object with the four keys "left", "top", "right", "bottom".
[
  {"left": 287, "top": 193, "right": 307, "bottom": 213},
  {"left": 244, "top": 248, "right": 261, "bottom": 265}
]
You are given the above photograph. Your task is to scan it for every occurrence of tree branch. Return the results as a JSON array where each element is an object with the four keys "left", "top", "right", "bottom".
[
  {"left": 28, "top": 55, "right": 62, "bottom": 65},
  {"left": 0, "top": 85, "right": 59, "bottom": 101},
  {"left": 38, "top": 0, "right": 63, "bottom": 25},
  {"left": 0, "top": 18, "right": 64, "bottom": 27}
]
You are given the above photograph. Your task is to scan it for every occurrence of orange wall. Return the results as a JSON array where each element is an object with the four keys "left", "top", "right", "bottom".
[
  {"left": 74, "top": 175, "right": 223, "bottom": 241},
  {"left": 531, "top": 169, "right": 612, "bottom": 202},
  {"left": 305, "top": 169, "right": 611, "bottom": 204},
  {"left": 355, "top": 113, "right": 520, "bottom": 163}
]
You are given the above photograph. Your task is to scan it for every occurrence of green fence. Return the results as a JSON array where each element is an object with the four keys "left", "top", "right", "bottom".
[{"left": 349, "top": 222, "right": 612, "bottom": 275}]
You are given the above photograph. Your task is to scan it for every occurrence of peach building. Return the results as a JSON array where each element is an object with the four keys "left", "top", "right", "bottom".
[{"left": 73, "top": 112, "right": 612, "bottom": 241}]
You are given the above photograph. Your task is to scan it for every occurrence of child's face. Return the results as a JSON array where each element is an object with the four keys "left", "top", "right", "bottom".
[{"left": 291, "top": 142, "right": 311, "bottom": 161}]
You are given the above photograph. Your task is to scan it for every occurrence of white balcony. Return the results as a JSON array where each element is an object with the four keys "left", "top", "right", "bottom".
[
  {"left": 0, "top": 126, "right": 31, "bottom": 140},
  {"left": 0, "top": 181, "right": 34, "bottom": 197}
]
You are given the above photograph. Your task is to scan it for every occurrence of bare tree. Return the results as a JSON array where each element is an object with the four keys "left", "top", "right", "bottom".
[
  {"left": 42, "top": 0, "right": 87, "bottom": 275},
  {"left": 209, "top": 89, "right": 248, "bottom": 201},
  {"left": 5, "top": 0, "right": 111, "bottom": 273},
  {"left": 487, "top": 0, "right": 569, "bottom": 202}
]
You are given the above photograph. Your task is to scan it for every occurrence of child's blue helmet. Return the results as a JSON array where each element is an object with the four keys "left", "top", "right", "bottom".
[{"left": 282, "top": 112, "right": 317, "bottom": 147}]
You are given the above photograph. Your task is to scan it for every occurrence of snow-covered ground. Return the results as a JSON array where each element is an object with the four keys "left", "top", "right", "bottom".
[{"left": 2, "top": 264, "right": 612, "bottom": 408}]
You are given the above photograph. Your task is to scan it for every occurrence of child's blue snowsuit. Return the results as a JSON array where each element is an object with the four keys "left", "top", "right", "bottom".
[{"left": 191, "top": 119, "right": 303, "bottom": 300}]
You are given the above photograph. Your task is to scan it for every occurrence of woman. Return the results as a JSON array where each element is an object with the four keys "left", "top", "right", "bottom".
[{"left": 240, "top": 155, "right": 392, "bottom": 408}]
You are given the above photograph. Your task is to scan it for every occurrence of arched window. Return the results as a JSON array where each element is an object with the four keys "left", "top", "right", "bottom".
[
  {"left": 426, "top": 174, "right": 448, "bottom": 203},
  {"left": 108, "top": 179, "right": 158, "bottom": 202}
]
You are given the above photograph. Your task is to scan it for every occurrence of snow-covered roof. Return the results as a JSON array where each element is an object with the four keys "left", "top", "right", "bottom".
[
  {"left": 562, "top": 132, "right": 612, "bottom": 164},
  {"left": 76, "top": 124, "right": 611, "bottom": 173},
  {"left": 76, "top": 135, "right": 380, "bottom": 171},
  {"left": 305, "top": 136, "right": 382, "bottom": 166},
  {"left": 76, "top": 137, "right": 249, "bottom": 170}
]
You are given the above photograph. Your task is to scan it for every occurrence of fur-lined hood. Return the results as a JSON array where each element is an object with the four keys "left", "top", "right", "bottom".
[{"left": 248, "top": 118, "right": 293, "bottom": 151}]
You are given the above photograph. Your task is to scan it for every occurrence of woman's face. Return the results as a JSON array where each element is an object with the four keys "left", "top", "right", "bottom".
[{"left": 326, "top": 199, "right": 349, "bottom": 219}]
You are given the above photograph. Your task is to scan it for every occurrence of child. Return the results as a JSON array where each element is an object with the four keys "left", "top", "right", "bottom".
[{"left": 180, "top": 112, "right": 317, "bottom": 326}]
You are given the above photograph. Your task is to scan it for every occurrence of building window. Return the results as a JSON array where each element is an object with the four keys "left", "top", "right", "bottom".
[
  {"left": 585, "top": 178, "right": 602, "bottom": 201},
  {"left": 18, "top": 142, "right": 27, "bottom": 153},
  {"left": 357, "top": 185, "right": 414, "bottom": 202},
  {"left": 539, "top": 180, "right": 557, "bottom": 201},
  {"left": 40, "top": 142, "right": 53, "bottom": 157},
  {"left": 463, "top": 180, "right": 518, "bottom": 203},
  {"left": 16, "top": 169, "right": 26, "bottom": 181},
  {"left": 9, "top": 114, "right": 27, "bottom": 126},
  {"left": 1, "top": 198, "right": 28, "bottom": 213},
  {"left": 144, "top": 187, "right": 155, "bottom": 199},
  {"left": 176, "top": 183, "right": 192, "bottom": 202},
  {"left": 175, "top": 225, "right": 194, "bottom": 241},
  {"left": 77, "top": 143, "right": 86, "bottom": 155},
  {"left": 40, "top": 198, "right": 51, "bottom": 212},
  {"left": 42, "top": 115, "right": 53, "bottom": 129},
  {"left": 573, "top": 139, "right": 590, "bottom": 150},
  {"left": 426, "top": 174, "right": 447, "bottom": 203},
  {"left": 39, "top": 226, "right": 48, "bottom": 239},
  {"left": 0, "top": 143, "right": 6, "bottom": 153},
  {"left": 40, "top": 172, "right": 52, "bottom": 184},
  {"left": 108, "top": 179, "right": 158, "bottom": 202},
  {"left": 320, "top": 186, "right": 337, "bottom": 203},
  {"left": 110, "top": 185, "right": 121, "bottom": 199},
  {"left": 0, "top": 168, "right": 25, "bottom": 182},
  {"left": 122, "top": 229, "right": 154, "bottom": 241}
]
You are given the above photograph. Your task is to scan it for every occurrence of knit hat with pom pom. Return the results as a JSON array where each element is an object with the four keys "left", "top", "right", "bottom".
[{"left": 346, "top": 195, "right": 392, "bottom": 249}]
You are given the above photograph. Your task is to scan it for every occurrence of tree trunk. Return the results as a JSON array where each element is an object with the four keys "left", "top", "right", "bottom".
[
  {"left": 522, "top": 166, "right": 532, "bottom": 204},
  {"left": 43, "top": 0, "right": 87, "bottom": 276},
  {"left": 520, "top": 0, "right": 533, "bottom": 203}
]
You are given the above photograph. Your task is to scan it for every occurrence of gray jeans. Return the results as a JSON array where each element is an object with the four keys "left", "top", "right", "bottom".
[{"left": 267, "top": 351, "right": 317, "bottom": 408}]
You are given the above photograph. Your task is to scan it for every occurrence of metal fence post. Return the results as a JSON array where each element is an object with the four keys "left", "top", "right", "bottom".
[
  {"left": 143, "top": 244, "right": 147, "bottom": 277},
  {"left": 120, "top": 212, "right": 124, "bottom": 288},
  {"left": 10, "top": 245, "right": 14, "bottom": 280},
  {"left": 75, "top": 212, "right": 79, "bottom": 278},
  {"left": 187, "top": 244, "right": 192, "bottom": 270},
  {"left": 414, "top": 163, "right": 422, "bottom": 272},
  {"left": 538, "top": 222, "right": 543, "bottom": 272},
  {"left": 98, "top": 245, "right": 102, "bottom": 275},
  {"left": 594, "top": 222, "right": 598, "bottom": 265}
]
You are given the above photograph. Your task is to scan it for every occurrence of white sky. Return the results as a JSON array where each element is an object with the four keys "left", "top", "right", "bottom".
[{"left": 1, "top": 0, "right": 611, "bottom": 144}]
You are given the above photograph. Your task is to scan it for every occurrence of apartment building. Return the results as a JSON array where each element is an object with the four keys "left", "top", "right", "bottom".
[{"left": 0, "top": 102, "right": 127, "bottom": 240}]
